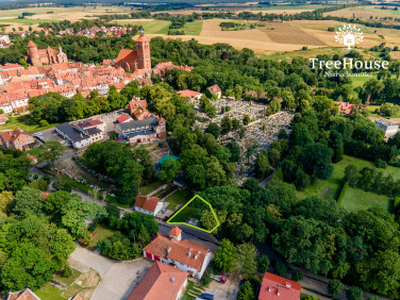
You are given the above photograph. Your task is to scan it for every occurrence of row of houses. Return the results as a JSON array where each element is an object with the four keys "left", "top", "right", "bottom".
[{"left": 56, "top": 25, "right": 136, "bottom": 38}]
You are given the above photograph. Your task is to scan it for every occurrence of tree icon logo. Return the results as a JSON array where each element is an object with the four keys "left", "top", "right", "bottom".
[{"left": 335, "top": 24, "right": 364, "bottom": 50}]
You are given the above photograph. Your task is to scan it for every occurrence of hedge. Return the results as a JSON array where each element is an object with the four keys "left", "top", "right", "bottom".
[{"left": 337, "top": 181, "right": 349, "bottom": 205}]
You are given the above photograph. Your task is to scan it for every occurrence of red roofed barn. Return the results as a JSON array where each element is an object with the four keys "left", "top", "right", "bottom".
[
  {"left": 143, "top": 226, "right": 212, "bottom": 279},
  {"left": 128, "top": 261, "right": 188, "bottom": 300},
  {"left": 258, "top": 272, "right": 301, "bottom": 300}
]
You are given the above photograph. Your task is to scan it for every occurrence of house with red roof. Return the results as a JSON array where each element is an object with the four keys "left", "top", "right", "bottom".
[
  {"left": 206, "top": 84, "right": 222, "bottom": 99},
  {"left": 335, "top": 101, "right": 361, "bottom": 115},
  {"left": 128, "top": 261, "right": 188, "bottom": 300},
  {"left": 134, "top": 195, "right": 164, "bottom": 216},
  {"left": 116, "top": 113, "right": 132, "bottom": 124},
  {"left": 258, "top": 272, "right": 301, "bottom": 300},
  {"left": 7, "top": 288, "right": 40, "bottom": 300},
  {"left": 0, "top": 129, "right": 35, "bottom": 151},
  {"left": 178, "top": 89, "right": 203, "bottom": 101},
  {"left": 128, "top": 96, "right": 151, "bottom": 120},
  {"left": 143, "top": 226, "right": 212, "bottom": 279}
]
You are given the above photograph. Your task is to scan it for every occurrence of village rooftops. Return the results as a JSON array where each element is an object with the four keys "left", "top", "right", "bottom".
[{"left": 7, "top": 288, "right": 40, "bottom": 300}]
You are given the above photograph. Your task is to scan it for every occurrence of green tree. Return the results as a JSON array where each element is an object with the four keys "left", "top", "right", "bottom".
[
  {"left": 158, "top": 157, "right": 180, "bottom": 183},
  {"left": 237, "top": 281, "right": 254, "bottom": 300},
  {"left": 226, "top": 141, "right": 241, "bottom": 162},
  {"left": 243, "top": 115, "right": 250, "bottom": 125},
  {"left": 257, "top": 255, "right": 270, "bottom": 272},
  {"left": 41, "top": 140, "right": 65, "bottom": 168},
  {"left": 0, "top": 191, "right": 13, "bottom": 214},
  {"left": 235, "top": 243, "right": 257, "bottom": 280},
  {"left": 346, "top": 286, "right": 363, "bottom": 300},
  {"left": 205, "top": 123, "right": 220, "bottom": 138},
  {"left": 214, "top": 239, "right": 237, "bottom": 272},
  {"left": 291, "top": 269, "right": 303, "bottom": 282},
  {"left": 255, "top": 151, "right": 269, "bottom": 178},
  {"left": 327, "top": 279, "right": 343, "bottom": 298}
]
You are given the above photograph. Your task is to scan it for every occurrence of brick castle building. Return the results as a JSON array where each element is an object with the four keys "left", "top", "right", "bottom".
[
  {"left": 115, "top": 34, "right": 151, "bottom": 72},
  {"left": 27, "top": 40, "right": 68, "bottom": 66}
]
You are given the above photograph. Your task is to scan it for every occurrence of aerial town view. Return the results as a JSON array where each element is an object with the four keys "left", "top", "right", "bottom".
[{"left": 1, "top": 0, "right": 400, "bottom": 299}]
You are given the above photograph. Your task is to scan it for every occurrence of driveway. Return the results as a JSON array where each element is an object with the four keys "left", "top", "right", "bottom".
[
  {"left": 201, "top": 276, "right": 240, "bottom": 300},
  {"left": 69, "top": 247, "right": 152, "bottom": 300}
]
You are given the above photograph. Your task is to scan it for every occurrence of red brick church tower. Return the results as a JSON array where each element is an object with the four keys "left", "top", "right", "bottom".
[{"left": 135, "top": 34, "right": 151, "bottom": 70}]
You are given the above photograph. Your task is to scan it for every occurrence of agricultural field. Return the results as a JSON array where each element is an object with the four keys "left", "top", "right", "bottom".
[
  {"left": 0, "top": 6, "right": 131, "bottom": 32},
  {"left": 324, "top": 6, "right": 400, "bottom": 23},
  {"left": 112, "top": 19, "right": 203, "bottom": 35}
]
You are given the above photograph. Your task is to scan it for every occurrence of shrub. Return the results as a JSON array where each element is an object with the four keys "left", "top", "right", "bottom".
[
  {"left": 201, "top": 275, "right": 212, "bottom": 286},
  {"left": 257, "top": 255, "right": 270, "bottom": 272},
  {"left": 274, "top": 261, "right": 287, "bottom": 277},
  {"left": 337, "top": 181, "right": 349, "bottom": 205},
  {"left": 291, "top": 269, "right": 303, "bottom": 282},
  {"left": 346, "top": 286, "right": 363, "bottom": 300},
  {"left": 63, "top": 265, "right": 72, "bottom": 278},
  {"left": 39, "top": 119, "right": 49, "bottom": 127},
  {"left": 327, "top": 279, "right": 343, "bottom": 297},
  {"left": 374, "top": 159, "right": 387, "bottom": 169}
]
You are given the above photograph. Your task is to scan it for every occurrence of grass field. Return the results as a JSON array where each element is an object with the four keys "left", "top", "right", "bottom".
[
  {"left": 89, "top": 224, "right": 116, "bottom": 248},
  {"left": 341, "top": 186, "right": 391, "bottom": 213},
  {"left": 164, "top": 189, "right": 192, "bottom": 210},
  {"left": 35, "top": 284, "right": 64, "bottom": 300},
  {"left": 139, "top": 179, "right": 165, "bottom": 195},
  {"left": 0, "top": 115, "right": 57, "bottom": 133},
  {"left": 53, "top": 268, "right": 82, "bottom": 286},
  {"left": 296, "top": 155, "right": 400, "bottom": 210}
]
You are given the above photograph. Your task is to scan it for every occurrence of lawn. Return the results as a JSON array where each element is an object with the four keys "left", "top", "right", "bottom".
[
  {"left": 1, "top": 115, "right": 57, "bottom": 133},
  {"left": 341, "top": 186, "right": 391, "bottom": 213},
  {"left": 296, "top": 155, "right": 400, "bottom": 201},
  {"left": 34, "top": 284, "right": 64, "bottom": 300},
  {"left": 26, "top": 147, "right": 44, "bottom": 158},
  {"left": 139, "top": 179, "right": 165, "bottom": 196},
  {"left": 88, "top": 224, "right": 116, "bottom": 248},
  {"left": 53, "top": 268, "right": 82, "bottom": 286},
  {"left": 164, "top": 189, "right": 191, "bottom": 210}
]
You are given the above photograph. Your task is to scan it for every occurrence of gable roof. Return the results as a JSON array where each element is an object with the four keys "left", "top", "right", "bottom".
[
  {"left": 0, "top": 129, "right": 32, "bottom": 143},
  {"left": 169, "top": 225, "right": 182, "bottom": 238},
  {"left": 143, "top": 232, "right": 211, "bottom": 272},
  {"left": 135, "top": 195, "right": 161, "bottom": 212},
  {"left": 207, "top": 84, "right": 221, "bottom": 95},
  {"left": 116, "top": 49, "right": 137, "bottom": 64},
  {"left": 128, "top": 261, "right": 188, "bottom": 300},
  {"left": 7, "top": 288, "right": 41, "bottom": 300},
  {"left": 258, "top": 272, "right": 301, "bottom": 300},
  {"left": 116, "top": 113, "right": 131, "bottom": 124}
]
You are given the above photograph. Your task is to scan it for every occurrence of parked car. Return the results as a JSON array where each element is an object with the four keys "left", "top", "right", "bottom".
[
  {"left": 210, "top": 274, "right": 226, "bottom": 283},
  {"left": 199, "top": 293, "right": 214, "bottom": 300}
]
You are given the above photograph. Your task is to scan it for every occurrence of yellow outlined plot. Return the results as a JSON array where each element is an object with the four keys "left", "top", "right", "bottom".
[{"left": 167, "top": 195, "right": 220, "bottom": 233}]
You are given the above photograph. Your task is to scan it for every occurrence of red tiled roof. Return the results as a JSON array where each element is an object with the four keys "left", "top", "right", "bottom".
[
  {"left": 136, "top": 35, "right": 150, "bottom": 43},
  {"left": 27, "top": 40, "right": 37, "bottom": 48},
  {"left": 207, "top": 84, "right": 221, "bottom": 95},
  {"left": 258, "top": 272, "right": 301, "bottom": 300},
  {"left": 143, "top": 232, "right": 211, "bottom": 272},
  {"left": 169, "top": 225, "right": 182, "bottom": 238},
  {"left": 179, "top": 90, "right": 202, "bottom": 98},
  {"left": 128, "top": 261, "right": 188, "bottom": 300},
  {"left": 115, "top": 49, "right": 137, "bottom": 64},
  {"left": 116, "top": 114, "right": 131, "bottom": 124},
  {"left": 135, "top": 195, "right": 161, "bottom": 212},
  {"left": 7, "top": 288, "right": 40, "bottom": 300}
]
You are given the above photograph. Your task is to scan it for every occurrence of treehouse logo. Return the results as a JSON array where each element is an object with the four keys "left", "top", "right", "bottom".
[
  {"left": 308, "top": 24, "right": 388, "bottom": 77},
  {"left": 335, "top": 24, "right": 364, "bottom": 50}
]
